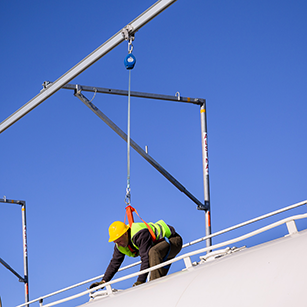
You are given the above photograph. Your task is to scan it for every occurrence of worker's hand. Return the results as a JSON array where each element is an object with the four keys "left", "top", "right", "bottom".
[
  {"left": 132, "top": 281, "right": 144, "bottom": 287},
  {"left": 89, "top": 280, "right": 105, "bottom": 289}
]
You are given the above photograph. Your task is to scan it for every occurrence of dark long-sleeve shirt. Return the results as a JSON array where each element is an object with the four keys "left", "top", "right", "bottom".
[{"left": 103, "top": 225, "right": 176, "bottom": 283}]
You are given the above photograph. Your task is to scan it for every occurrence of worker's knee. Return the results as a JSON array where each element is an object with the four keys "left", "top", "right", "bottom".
[
  {"left": 168, "top": 234, "right": 183, "bottom": 258},
  {"left": 149, "top": 241, "right": 170, "bottom": 266},
  {"left": 148, "top": 246, "right": 161, "bottom": 264},
  {"left": 170, "top": 233, "right": 183, "bottom": 247}
]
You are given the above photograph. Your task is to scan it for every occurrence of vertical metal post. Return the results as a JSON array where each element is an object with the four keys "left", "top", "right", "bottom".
[
  {"left": 0, "top": 198, "right": 29, "bottom": 306},
  {"left": 21, "top": 202, "right": 29, "bottom": 307},
  {"left": 200, "top": 102, "right": 212, "bottom": 248}
]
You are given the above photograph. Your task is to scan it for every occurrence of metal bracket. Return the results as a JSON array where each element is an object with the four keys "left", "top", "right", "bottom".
[
  {"left": 41, "top": 81, "right": 53, "bottom": 92},
  {"left": 122, "top": 25, "right": 135, "bottom": 53},
  {"left": 75, "top": 84, "right": 82, "bottom": 95},
  {"left": 286, "top": 220, "right": 298, "bottom": 235},
  {"left": 121, "top": 25, "right": 135, "bottom": 41},
  {"left": 19, "top": 277, "right": 27, "bottom": 283},
  {"left": 197, "top": 201, "right": 209, "bottom": 211}
]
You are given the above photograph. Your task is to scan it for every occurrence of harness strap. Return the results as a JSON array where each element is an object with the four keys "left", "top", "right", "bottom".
[
  {"left": 163, "top": 237, "right": 171, "bottom": 269},
  {"left": 124, "top": 205, "right": 157, "bottom": 242},
  {"left": 127, "top": 243, "right": 138, "bottom": 256},
  {"left": 134, "top": 208, "right": 157, "bottom": 242},
  {"left": 125, "top": 205, "right": 135, "bottom": 227}
]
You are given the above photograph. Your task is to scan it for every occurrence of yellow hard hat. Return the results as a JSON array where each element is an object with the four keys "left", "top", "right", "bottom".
[{"left": 108, "top": 221, "right": 129, "bottom": 242}]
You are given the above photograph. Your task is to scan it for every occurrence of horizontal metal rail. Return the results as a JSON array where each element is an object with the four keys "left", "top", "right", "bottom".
[
  {"left": 20, "top": 211, "right": 307, "bottom": 307},
  {"left": 19, "top": 200, "right": 307, "bottom": 307},
  {"left": 63, "top": 83, "right": 205, "bottom": 105},
  {"left": 18, "top": 261, "right": 143, "bottom": 307},
  {"left": 183, "top": 199, "right": 307, "bottom": 248}
]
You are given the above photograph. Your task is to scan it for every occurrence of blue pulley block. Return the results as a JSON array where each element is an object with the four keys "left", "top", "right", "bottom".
[{"left": 124, "top": 53, "right": 136, "bottom": 70}]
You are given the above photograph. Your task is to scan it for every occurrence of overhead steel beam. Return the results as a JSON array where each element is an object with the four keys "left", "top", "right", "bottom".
[
  {"left": 74, "top": 88, "right": 207, "bottom": 210},
  {"left": 0, "top": 0, "right": 177, "bottom": 134},
  {"left": 63, "top": 84, "right": 204, "bottom": 105}
]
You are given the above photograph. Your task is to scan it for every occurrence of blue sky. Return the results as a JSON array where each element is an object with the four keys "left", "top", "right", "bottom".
[{"left": 1, "top": 0, "right": 307, "bottom": 306}]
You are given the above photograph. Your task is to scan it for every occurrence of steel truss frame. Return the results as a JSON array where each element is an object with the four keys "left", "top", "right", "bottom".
[{"left": 69, "top": 83, "right": 212, "bottom": 247}]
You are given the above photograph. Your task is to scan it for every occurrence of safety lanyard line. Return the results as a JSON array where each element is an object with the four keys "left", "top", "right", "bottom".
[{"left": 126, "top": 70, "right": 132, "bottom": 201}]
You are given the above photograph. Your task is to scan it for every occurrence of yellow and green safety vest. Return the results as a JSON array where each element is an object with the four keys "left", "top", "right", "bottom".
[{"left": 117, "top": 220, "right": 171, "bottom": 257}]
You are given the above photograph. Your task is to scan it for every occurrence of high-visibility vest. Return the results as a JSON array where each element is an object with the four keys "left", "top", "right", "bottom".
[{"left": 117, "top": 220, "right": 171, "bottom": 257}]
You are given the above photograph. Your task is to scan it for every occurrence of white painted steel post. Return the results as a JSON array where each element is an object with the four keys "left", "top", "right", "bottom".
[
  {"left": 21, "top": 202, "right": 29, "bottom": 307},
  {"left": 200, "top": 102, "right": 212, "bottom": 248},
  {"left": 0, "top": 198, "right": 29, "bottom": 307}
]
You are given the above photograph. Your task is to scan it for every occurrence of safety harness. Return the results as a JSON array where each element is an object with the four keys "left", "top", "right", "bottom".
[
  {"left": 125, "top": 205, "right": 171, "bottom": 268},
  {"left": 125, "top": 205, "right": 157, "bottom": 242}
]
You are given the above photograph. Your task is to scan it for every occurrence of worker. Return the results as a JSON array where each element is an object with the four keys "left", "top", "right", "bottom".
[{"left": 90, "top": 220, "right": 182, "bottom": 288}]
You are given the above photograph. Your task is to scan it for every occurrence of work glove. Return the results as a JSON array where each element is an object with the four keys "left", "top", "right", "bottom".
[
  {"left": 132, "top": 280, "right": 144, "bottom": 287},
  {"left": 89, "top": 280, "right": 105, "bottom": 289}
]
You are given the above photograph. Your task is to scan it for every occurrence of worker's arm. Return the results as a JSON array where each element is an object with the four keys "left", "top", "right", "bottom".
[
  {"left": 103, "top": 245, "right": 125, "bottom": 282},
  {"left": 89, "top": 246, "right": 125, "bottom": 289}
]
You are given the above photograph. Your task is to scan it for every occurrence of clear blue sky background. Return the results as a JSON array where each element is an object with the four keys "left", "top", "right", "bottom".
[{"left": 1, "top": 0, "right": 306, "bottom": 306}]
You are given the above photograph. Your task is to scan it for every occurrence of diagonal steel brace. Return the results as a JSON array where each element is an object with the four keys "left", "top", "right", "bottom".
[{"left": 74, "top": 86, "right": 207, "bottom": 210}]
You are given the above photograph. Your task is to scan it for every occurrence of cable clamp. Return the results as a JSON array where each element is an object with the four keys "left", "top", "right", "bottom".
[
  {"left": 122, "top": 25, "right": 134, "bottom": 40},
  {"left": 122, "top": 25, "right": 135, "bottom": 54},
  {"left": 125, "top": 187, "right": 131, "bottom": 205},
  {"left": 40, "top": 81, "right": 53, "bottom": 92}
]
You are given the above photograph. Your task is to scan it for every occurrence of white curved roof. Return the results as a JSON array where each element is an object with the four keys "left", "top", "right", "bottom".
[{"left": 83, "top": 229, "right": 307, "bottom": 307}]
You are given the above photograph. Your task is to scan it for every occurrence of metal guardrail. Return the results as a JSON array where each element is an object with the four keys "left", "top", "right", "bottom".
[
  {"left": 17, "top": 200, "right": 307, "bottom": 307},
  {"left": 182, "top": 199, "right": 307, "bottom": 248}
]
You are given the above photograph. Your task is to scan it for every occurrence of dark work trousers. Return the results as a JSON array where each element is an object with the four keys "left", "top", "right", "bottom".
[{"left": 148, "top": 233, "right": 183, "bottom": 281}]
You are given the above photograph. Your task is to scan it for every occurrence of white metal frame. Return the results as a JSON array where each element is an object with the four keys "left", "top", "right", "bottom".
[{"left": 17, "top": 200, "right": 307, "bottom": 307}]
